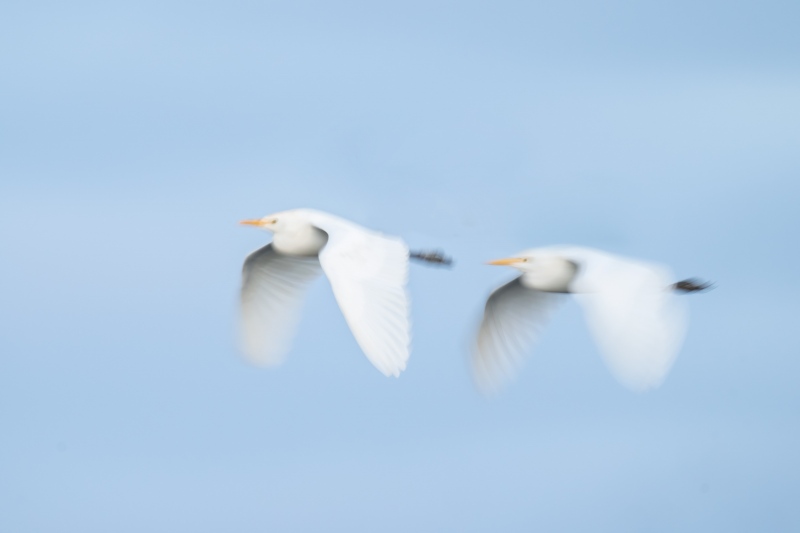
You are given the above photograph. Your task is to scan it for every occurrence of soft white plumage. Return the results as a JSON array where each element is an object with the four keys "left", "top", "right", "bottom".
[
  {"left": 474, "top": 246, "right": 698, "bottom": 393},
  {"left": 239, "top": 209, "right": 410, "bottom": 377}
]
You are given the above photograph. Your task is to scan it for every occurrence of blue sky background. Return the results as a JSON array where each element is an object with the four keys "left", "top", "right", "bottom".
[{"left": 2, "top": 1, "right": 799, "bottom": 531}]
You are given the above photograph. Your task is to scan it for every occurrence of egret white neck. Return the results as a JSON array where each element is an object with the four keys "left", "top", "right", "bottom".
[
  {"left": 272, "top": 224, "right": 328, "bottom": 256},
  {"left": 519, "top": 257, "right": 578, "bottom": 293}
]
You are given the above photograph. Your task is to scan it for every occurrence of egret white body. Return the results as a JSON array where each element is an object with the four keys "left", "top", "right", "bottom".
[
  {"left": 239, "top": 209, "right": 411, "bottom": 377},
  {"left": 474, "top": 246, "right": 704, "bottom": 393}
]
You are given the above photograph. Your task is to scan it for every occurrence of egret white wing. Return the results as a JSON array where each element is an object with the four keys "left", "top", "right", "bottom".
[
  {"left": 568, "top": 249, "right": 688, "bottom": 391},
  {"left": 240, "top": 244, "right": 322, "bottom": 366},
  {"left": 308, "top": 211, "right": 411, "bottom": 377},
  {"left": 473, "top": 277, "right": 564, "bottom": 393}
]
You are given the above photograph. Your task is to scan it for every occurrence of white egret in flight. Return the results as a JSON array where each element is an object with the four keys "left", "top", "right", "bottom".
[
  {"left": 473, "top": 246, "right": 711, "bottom": 392},
  {"left": 239, "top": 208, "right": 450, "bottom": 377}
]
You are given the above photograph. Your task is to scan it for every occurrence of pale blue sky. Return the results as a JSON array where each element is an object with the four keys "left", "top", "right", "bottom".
[{"left": 2, "top": 1, "right": 799, "bottom": 531}]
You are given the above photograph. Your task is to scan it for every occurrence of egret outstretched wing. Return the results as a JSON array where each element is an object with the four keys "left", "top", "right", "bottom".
[
  {"left": 473, "top": 277, "right": 564, "bottom": 393},
  {"left": 240, "top": 244, "right": 322, "bottom": 366},
  {"left": 308, "top": 211, "right": 411, "bottom": 377},
  {"left": 566, "top": 248, "right": 688, "bottom": 391}
]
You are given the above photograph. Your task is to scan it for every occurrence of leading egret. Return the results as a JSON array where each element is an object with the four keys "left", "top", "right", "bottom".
[{"left": 239, "top": 208, "right": 449, "bottom": 377}]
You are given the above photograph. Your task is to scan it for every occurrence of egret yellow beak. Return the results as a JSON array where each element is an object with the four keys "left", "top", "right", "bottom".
[
  {"left": 487, "top": 257, "right": 524, "bottom": 266},
  {"left": 239, "top": 219, "right": 265, "bottom": 227}
]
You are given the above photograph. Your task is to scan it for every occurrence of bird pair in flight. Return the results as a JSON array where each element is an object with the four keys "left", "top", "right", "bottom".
[{"left": 239, "top": 208, "right": 710, "bottom": 393}]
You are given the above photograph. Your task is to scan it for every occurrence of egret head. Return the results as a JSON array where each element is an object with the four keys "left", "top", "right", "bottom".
[{"left": 487, "top": 253, "right": 579, "bottom": 292}]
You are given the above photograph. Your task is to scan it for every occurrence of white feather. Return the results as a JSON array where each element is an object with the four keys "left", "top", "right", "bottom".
[
  {"left": 564, "top": 247, "right": 688, "bottom": 391},
  {"left": 307, "top": 211, "right": 411, "bottom": 377},
  {"left": 473, "top": 277, "right": 563, "bottom": 393},
  {"left": 239, "top": 244, "right": 322, "bottom": 366}
]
